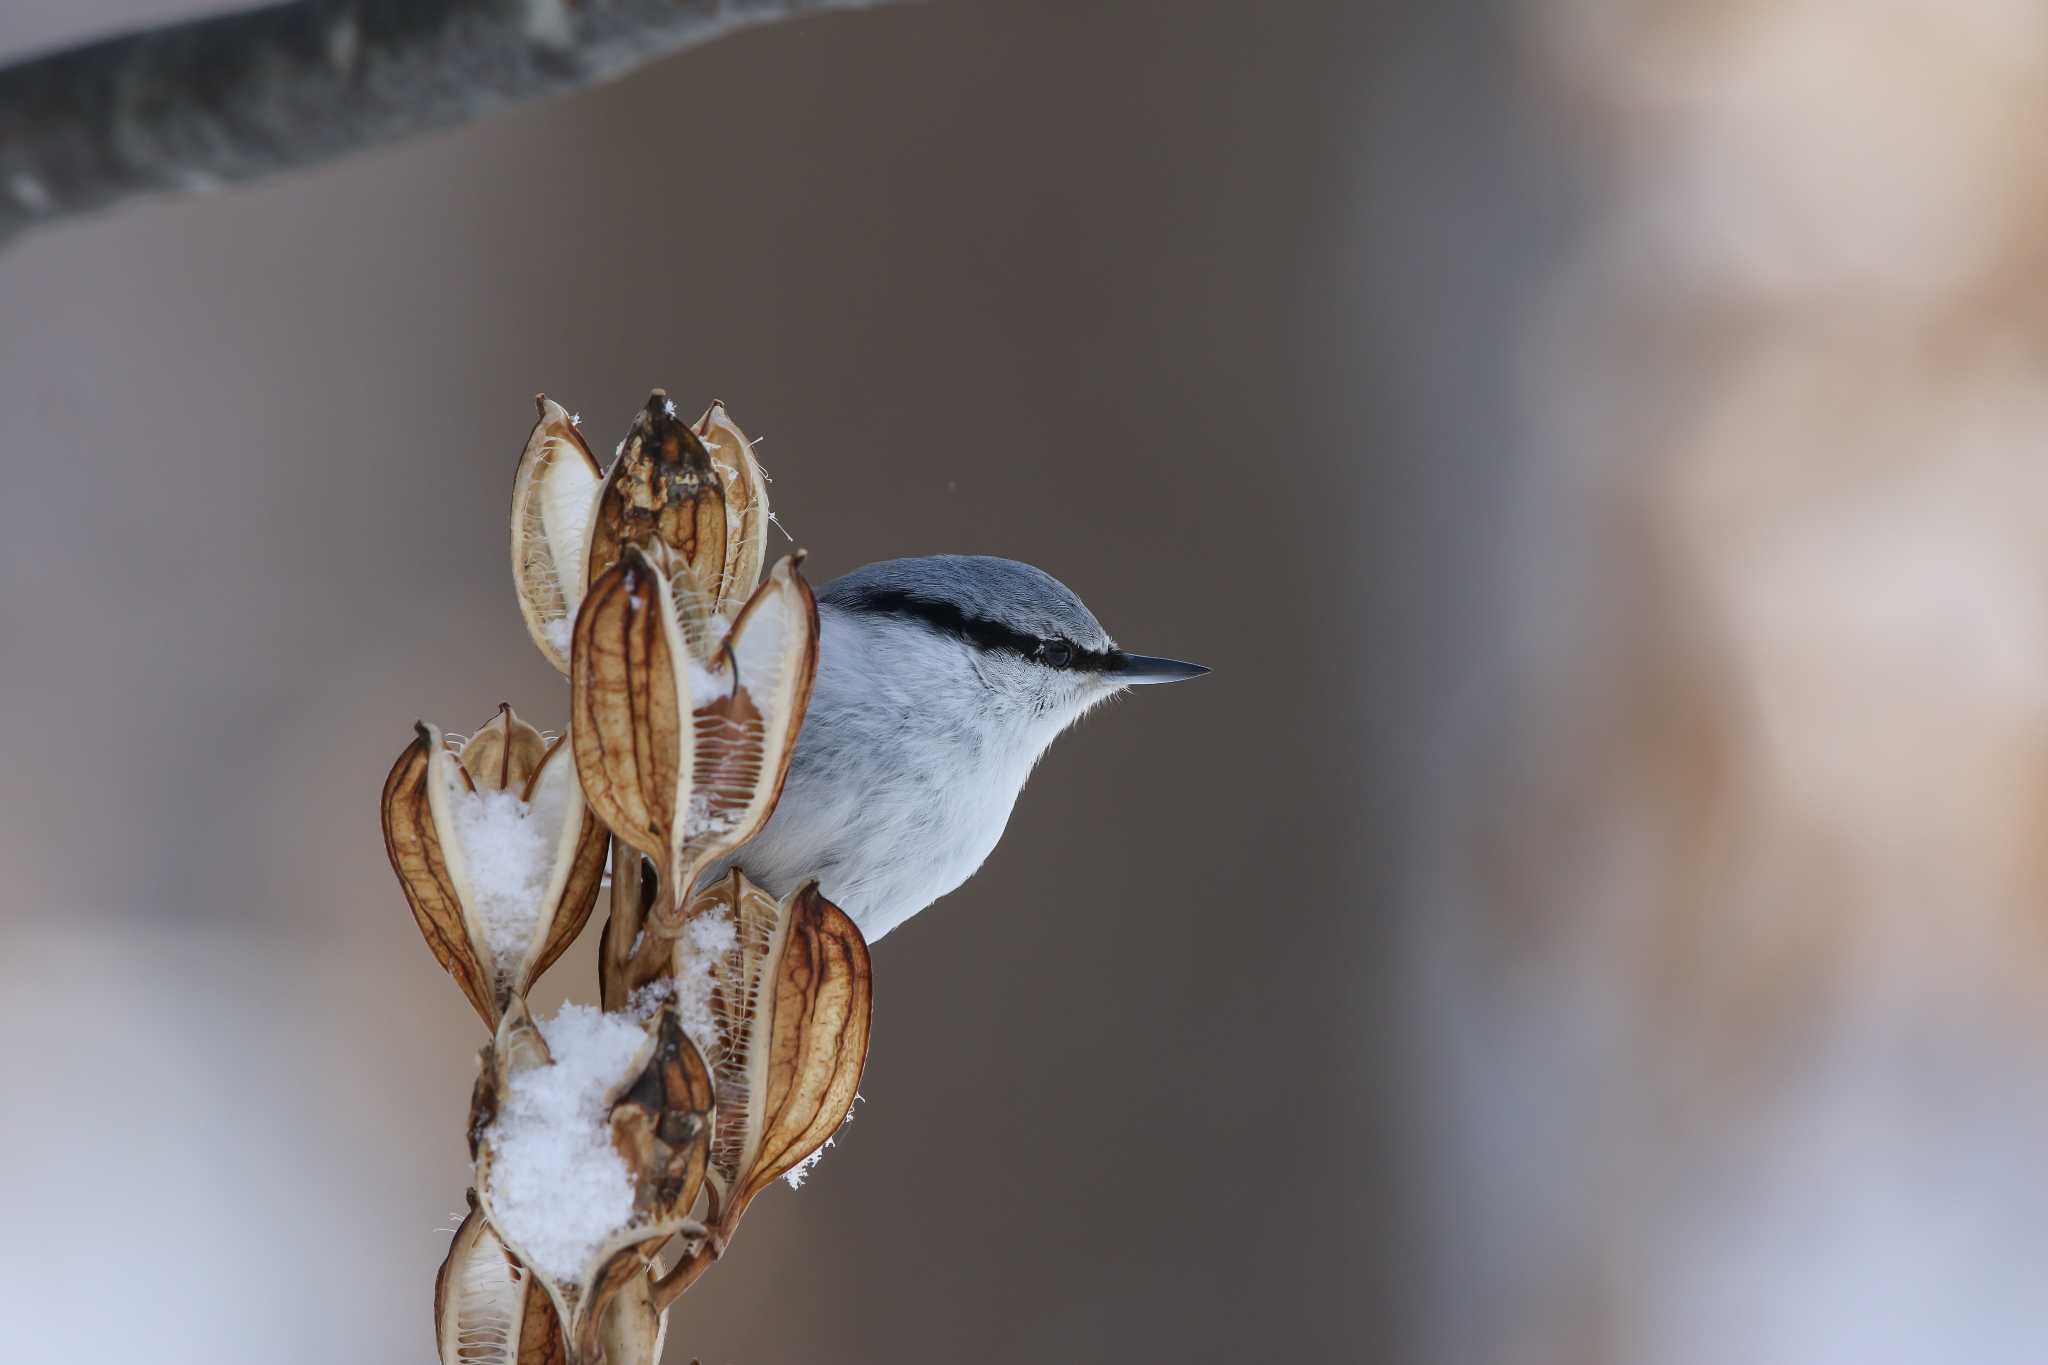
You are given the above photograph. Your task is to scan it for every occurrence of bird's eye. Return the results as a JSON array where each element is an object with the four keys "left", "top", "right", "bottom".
[{"left": 1038, "top": 641, "right": 1075, "bottom": 668}]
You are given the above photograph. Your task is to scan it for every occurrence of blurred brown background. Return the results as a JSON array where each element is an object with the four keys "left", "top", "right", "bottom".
[{"left": 11, "top": 1, "right": 2048, "bottom": 1363}]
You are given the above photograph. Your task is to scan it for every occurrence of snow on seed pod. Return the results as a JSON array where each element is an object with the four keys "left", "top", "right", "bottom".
[
  {"left": 381, "top": 705, "right": 608, "bottom": 1029},
  {"left": 472, "top": 999, "right": 714, "bottom": 1364},
  {"left": 569, "top": 543, "right": 817, "bottom": 927}
]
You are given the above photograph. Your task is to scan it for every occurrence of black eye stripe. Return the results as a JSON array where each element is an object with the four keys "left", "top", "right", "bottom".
[{"left": 835, "top": 589, "right": 1112, "bottom": 669}]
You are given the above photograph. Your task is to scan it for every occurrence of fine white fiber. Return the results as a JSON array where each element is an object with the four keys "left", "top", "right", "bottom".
[{"left": 486, "top": 1004, "right": 649, "bottom": 1281}]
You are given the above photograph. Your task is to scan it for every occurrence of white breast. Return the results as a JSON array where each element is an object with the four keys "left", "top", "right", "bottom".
[{"left": 728, "top": 606, "right": 1053, "bottom": 940}]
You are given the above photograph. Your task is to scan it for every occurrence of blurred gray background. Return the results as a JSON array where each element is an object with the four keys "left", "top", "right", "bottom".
[
  {"left": 16, "top": 2, "right": 2048, "bottom": 1363},
  {"left": 0, "top": 2, "right": 1466, "bottom": 1361}
]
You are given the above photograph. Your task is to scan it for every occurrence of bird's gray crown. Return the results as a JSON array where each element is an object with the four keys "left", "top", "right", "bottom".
[{"left": 820, "top": 555, "right": 1115, "bottom": 661}]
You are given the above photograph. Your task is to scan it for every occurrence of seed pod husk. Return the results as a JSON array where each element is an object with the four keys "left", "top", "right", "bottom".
[
  {"left": 511, "top": 396, "right": 605, "bottom": 674},
  {"left": 586, "top": 390, "right": 727, "bottom": 602},
  {"left": 434, "top": 1193, "right": 567, "bottom": 1365},
  {"left": 570, "top": 548, "right": 818, "bottom": 920},
  {"left": 381, "top": 706, "right": 608, "bottom": 1029},
  {"left": 692, "top": 400, "right": 770, "bottom": 614},
  {"left": 698, "top": 876, "right": 872, "bottom": 1236},
  {"left": 474, "top": 1003, "right": 715, "bottom": 1365}
]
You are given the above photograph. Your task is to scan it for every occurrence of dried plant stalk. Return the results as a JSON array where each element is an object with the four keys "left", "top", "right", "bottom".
[{"left": 385, "top": 390, "right": 871, "bottom": 1365}]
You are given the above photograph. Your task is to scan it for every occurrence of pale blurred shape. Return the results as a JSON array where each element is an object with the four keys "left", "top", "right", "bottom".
[{"left": 1428, "top": 0, "right": 2048, "bottom": 1360}]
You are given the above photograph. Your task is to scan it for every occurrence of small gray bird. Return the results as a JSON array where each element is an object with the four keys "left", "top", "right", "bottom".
[{"left": 727, "top": 555, "right": 1207, "bottom": 941}]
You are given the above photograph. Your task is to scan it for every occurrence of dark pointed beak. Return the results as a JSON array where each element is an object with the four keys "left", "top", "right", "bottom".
[{"left": 1107, "top": 651, "right": 1211, "bottom": 685}]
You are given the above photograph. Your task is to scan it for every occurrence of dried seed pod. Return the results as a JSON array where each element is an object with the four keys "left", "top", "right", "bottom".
[
  {"left": 570, "top": 547, "right": 686, "bottom": 876},
  {"left": 692, "top": 401, "right": 770, "bottom": 614},
  {"left": 511, "top": 396, "right": 605, "bottom": 674},
  {"left": 593, "top": 1270, "right": 666, "bottom": 1365},
  {"left": 586, "top": 390, "right": 727, "bottom": 602},
  {"left": 698, "top": 876, "right": 872, "bottom": 1237},
  {"left": 381, "top": 705, "right": 609, "bottom": 1029},
  {"left": 474, "top": 1002, "right": 715, "bottom": 1365},
  {"left": 678, "top": 556, "right": 819, "bottom": 896},
  {"left": 434, "top": 1193, "right": 567, "bottom": 1365},
  {"left": 571, "top": 547, "right": 818, "bottom": 921}
]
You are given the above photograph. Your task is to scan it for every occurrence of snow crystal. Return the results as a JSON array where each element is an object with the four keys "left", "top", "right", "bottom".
[
  {"left": 448, "top": 768, "right": 570, "bottom": 963},
  {"left": 784, "top": 1141, "right": 828, "bottom": 1189},
  {"left": 785, "top": 1094, "right": 862, "bottom": 1190},
  {"left": 627, "top": 976, "right": 673, "bottom": 1019},
  {"left": 486, "top": 1003, "right": 649, "bottom": 1281}
]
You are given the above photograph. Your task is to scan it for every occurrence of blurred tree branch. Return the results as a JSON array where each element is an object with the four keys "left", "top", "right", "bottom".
[{"left": 0, "top": 0, "right": 908, "bottom": 250}]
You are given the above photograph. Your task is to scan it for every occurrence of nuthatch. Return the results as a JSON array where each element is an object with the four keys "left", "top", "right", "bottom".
[{"left": 724, "top": 555, "right": 1207, "bottom": 940}]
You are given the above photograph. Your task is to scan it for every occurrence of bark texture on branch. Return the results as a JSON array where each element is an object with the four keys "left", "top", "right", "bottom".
[{"left": 0, "top": 0, "right": 899, "bottom": 248}]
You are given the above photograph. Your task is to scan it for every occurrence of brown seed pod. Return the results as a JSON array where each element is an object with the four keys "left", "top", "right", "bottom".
[
  {"left": 381, "top": 705, "right": 608, "bottom": 1029},
  {"left": 511, "top": 395, "right": 606, "bottom": 674},
  {"left": 691, "top": 400, "right": 772, "bottom": 613},
  {"left": 649, "top": 876, "right": 871, "bottom": 1310},
  {"left": 586, "top": 390, "right": 727, "bottom": 602},
  {"left": 473, "top": 1002, "right": 717, "bottom": 1365},
  {"left": 570, "top": 546, "right": 818, "bottom": 921},
  {"left": 702, "top": 877, "right": 872, "bottom": 1235},
  {"left": 434, "top": 1193, "right": 568, "bottom": 1365}
]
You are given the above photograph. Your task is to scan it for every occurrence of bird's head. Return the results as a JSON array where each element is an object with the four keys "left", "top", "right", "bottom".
[{"left": 818, "top": 555, "right": 1208, "bottom": 736}]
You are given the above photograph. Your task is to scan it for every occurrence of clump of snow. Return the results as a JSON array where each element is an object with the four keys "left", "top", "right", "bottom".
[
  {"left": 681, "top": 606, "right": 734, "bottom": 707},
  {"left": 685, "top": 656, "right": 730, "bottom": 707},
  {"left": 624, "top": 913, "right": 733, "bottom": 1061},
  {"left": 448, "top": 772, "right": 569, "bottom": 962},
  {"left": 673, "top": 912, "right": 736, "bottom": 1058},
  {"left": 627, "top": 976, "right": 673, "bottom": 1019},
  {"left": 486, "top": 1004, "right": 649, "bottom": 1281},
  {"left": 683, "top": 790, "right": 742, "bottom": 842},
  {"left": 542, "top": 615, "right": 574, "bottom": 658}
]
